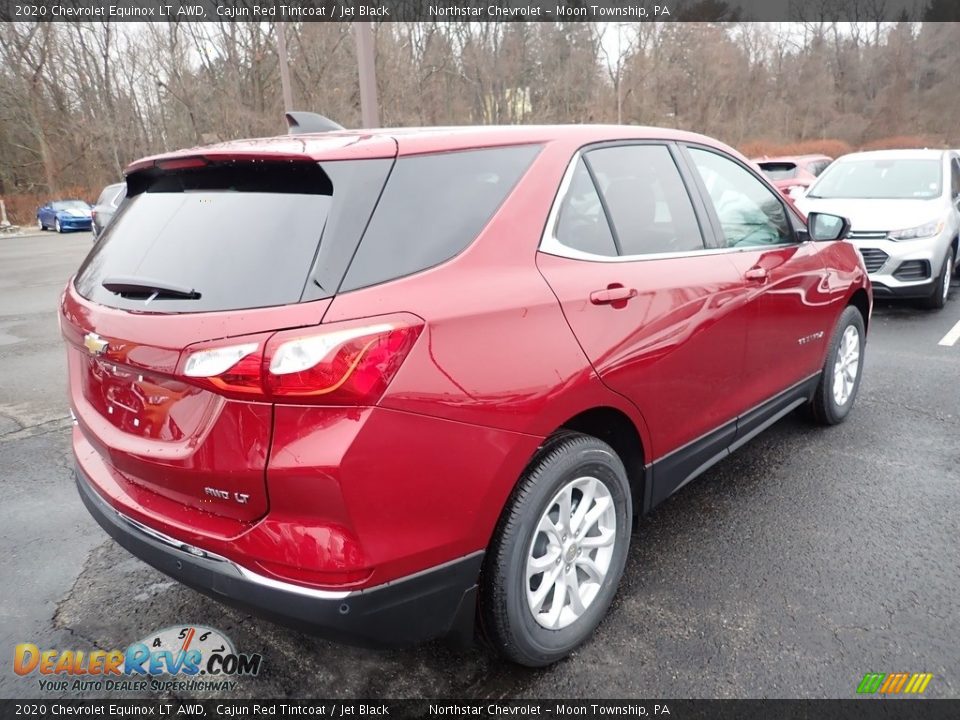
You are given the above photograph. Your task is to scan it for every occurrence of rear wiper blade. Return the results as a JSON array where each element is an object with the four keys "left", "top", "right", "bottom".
[{"left": 102, "top": 276, "right": 201, "bottom": 300}]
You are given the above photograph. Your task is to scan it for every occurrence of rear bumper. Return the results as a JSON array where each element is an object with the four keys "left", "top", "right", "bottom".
[{"left": 75, "top": 464, "right": 482, "bottom": 648}]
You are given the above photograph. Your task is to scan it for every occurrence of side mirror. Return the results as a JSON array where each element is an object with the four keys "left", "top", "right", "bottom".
[{"left": 807, "top": 212, "right": 851, "bottom": 242}]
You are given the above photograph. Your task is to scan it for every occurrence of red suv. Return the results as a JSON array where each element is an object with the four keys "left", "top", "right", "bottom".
[{"left": 63, "top": 125, "right": 870, "bottom": 666}]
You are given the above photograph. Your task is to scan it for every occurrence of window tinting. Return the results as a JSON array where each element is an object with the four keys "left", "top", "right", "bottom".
[
  {"left": 811, "top": 160, "right": 831, "bottom": 177},
  {"left": 759, "top": 162, "right": 799, "bottom": 181},
  {"left": 75, "top": 159, "right": 391, "bottom": 313},
  {"left": 586, "top": 145, "right": 704, "bottom": 256},
  {"left": 689, "top": 147, "right": 792, "bottom": 248},
  {"left": 341, "top": 145, "right": 540, "bottom": 292},
  {"left": 553, "top": 158, "right": 617, "bottom": 257}
]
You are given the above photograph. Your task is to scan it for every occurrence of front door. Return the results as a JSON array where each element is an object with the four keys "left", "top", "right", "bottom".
[{"left": 682, "top": 145, "right": 834, "bottom": 413}]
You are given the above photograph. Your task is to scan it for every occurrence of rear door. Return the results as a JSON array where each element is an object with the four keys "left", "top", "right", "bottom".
[
  {"left": 65, "top": 154, "right": 394, "bottom": 522},
  {"left": 681, "top": 144, "right": 833, "bottom": 412},
  {"left": 537, "top": 142, "right": 749, "bottom": 490}
]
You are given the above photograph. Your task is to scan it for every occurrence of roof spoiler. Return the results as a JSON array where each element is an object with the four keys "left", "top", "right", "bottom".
[{"left": 285, "top": 112, "right": 344, "bottom": 135}]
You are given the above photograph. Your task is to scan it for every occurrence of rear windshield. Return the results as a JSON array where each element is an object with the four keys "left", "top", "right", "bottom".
[
  {"left": 758, "top": 162, "right": 798, "bottom": 180},
  {"left": 75, "top": 145, "right": 539, "bottom": 313},
  {"left": 96, "top": 184, "right": 124, "bottom": 207},
  {"left": 75, "top": 160, "right": 391, "bottom": 313},
  {"left": 808, "top": 158, "right": 943, "bottom": 199}
]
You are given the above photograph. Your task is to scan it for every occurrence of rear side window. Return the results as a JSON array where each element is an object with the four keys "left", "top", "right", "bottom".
[
  {"left": 810, "top": 160, "right": 831, "bottom": 177},
  {"left": 341, "top": 145, "right": 540, "bottom": 292},
  {"left": 75, "top": 159, "right": 391, "bottom": 313},
  {"left": 586, "top": 144, "right": 705, "bottom": 256},
  {"left": 554, "top": 159, "right": 617, "bottom": 257}
]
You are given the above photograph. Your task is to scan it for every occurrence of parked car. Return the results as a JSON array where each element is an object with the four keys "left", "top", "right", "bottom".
[
  {"left": 797, "top": 149, "right": 960, "bottom": 310},
  {"left": 91, "top": 182, "right": 125, "bottom": 240},
  {"left": 37, "top": 199, "right": 92, "bottom": 233},
  {"left": 63, "top": 124, "right": 869, "bottom": 667},
  {"left": 753, "top": 154, "right": 833, "bottom": 200}
]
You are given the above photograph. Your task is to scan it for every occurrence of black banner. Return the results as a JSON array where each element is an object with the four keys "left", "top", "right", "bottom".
[
  {"left": 3, "top": 700, "right": 960, "bottom": 720},
  {"left": 2, "top": 0, "right": 959, "bottom": 23}
]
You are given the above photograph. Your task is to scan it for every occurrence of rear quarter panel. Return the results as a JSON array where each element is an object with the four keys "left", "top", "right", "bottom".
[{"left": 318, "top": 138, "right": 653, "bottom": 559}]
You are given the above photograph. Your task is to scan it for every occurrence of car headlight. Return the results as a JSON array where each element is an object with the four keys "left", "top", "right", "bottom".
[{"left": 887, "top": 220, "right": 944, "bottom": 240}]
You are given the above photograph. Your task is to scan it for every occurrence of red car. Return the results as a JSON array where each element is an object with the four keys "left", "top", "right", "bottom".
[
  {"left": 63, "top": 124, "right": 869, "bottom": 666},
  {"left": 754, "top": 154, "right": 833, "bottom": 200}
]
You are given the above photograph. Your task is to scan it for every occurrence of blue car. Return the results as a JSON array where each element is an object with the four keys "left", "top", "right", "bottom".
[{"left": 37, "top": 199, "right": 93, "bottom": 233}]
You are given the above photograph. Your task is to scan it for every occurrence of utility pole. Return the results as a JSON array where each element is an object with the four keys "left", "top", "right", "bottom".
[
  {"left": 276, "top": 23, "right": 293, "bottom": 112},
  {"left": 354, "top": 22, "right": 380, "bottom": 128}
]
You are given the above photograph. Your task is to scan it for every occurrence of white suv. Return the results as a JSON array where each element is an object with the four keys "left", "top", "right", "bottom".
[{"left": 797, "top": 149, "right": 960, "bottom": 310}]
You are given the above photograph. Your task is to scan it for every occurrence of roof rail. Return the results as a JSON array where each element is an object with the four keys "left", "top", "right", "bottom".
[{"left": 285, "top": 112, "right": 344, "bottom": 135}]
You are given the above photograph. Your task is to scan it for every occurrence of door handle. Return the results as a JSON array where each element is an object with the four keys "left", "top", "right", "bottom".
[
  {"left": 590, "top": 285, "right": 637, "bottom": 306},
  {"left": 744, "top": 267, "right": 769, "bottom": 282}
]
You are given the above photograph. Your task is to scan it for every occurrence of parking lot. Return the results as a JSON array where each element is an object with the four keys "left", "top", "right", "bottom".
[{"left": 1, "top": 229, "right": 958, "bottom": 699}]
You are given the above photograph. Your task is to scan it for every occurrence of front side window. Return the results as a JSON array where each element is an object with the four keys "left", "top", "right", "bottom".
[
  {"left": 586, "top": 144, "right": 705, "bottom": 256},
  {"left": 688, "top": 147, "right": 792, "bottom": 248}
]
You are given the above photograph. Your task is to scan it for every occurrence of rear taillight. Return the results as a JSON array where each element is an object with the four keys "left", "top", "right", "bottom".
[
  {"left": 179, "top": 314, "right": 423, "bottom": 405},
  {"left": 183, "top": 342, "right": 262, "bottom": 397}
]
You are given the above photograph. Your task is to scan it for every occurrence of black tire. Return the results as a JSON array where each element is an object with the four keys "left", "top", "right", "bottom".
[
  {"left": 921, "top": 248, "right": 953, "bottom": 310},
  {"left": 808, "top": 305, "right": 866, "bottom": 425},
  {"left": 37, "top": 217, "right": 45, "bottom": 231},
  {"left": 480, "top": 432, "right": 632, "bottom": 667},
  {"left": 54, "top": 217, "right": 62, "bottom": 233}
]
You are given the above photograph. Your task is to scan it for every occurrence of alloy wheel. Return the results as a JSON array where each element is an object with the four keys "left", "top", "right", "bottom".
[
  {"left": 832, "top": 325, "right": 860, "bottom": 406},
  {"left": 525, "top": 475, "right": 617, "bottom": 630},
  {"left": 942, "top": 253, "right": 952, "bottom": 305}
]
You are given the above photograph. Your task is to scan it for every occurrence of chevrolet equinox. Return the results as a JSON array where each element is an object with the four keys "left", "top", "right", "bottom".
[{"left": 63, "top": 124, "right": 870, "bottom": 666}]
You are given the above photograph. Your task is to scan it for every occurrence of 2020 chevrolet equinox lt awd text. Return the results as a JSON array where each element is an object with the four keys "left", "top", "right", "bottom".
[{"left": 63, "top": 124, "right": 870, "bottom": 666}]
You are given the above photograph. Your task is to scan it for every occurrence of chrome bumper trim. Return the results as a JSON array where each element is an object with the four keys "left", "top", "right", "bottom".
[{"left": 113, "top": 508, "right": 353, "bottom": 600}]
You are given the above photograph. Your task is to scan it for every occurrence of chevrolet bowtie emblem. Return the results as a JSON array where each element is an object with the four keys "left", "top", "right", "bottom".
[{"left": 83, "top": 332, "right": 109, "bottom": 356}]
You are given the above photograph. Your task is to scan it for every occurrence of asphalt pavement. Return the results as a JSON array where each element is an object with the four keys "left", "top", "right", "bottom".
[{"left": 1, "top": 230, "right": 958, "bottom": 699}]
